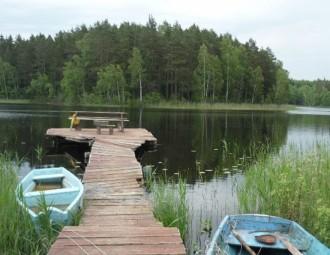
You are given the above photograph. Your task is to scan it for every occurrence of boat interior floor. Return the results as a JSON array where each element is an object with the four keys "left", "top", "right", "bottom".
[{"left": 231, "top": 245, "right": 298, "bottom": 255}]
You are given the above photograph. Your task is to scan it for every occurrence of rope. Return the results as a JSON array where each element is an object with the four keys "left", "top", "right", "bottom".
[
  {"left": 52, "top": 228, "right": 90, "bottom": 255},
  {"left": 58, "top": 231, "right": 90, "bottom": 255},
  {"left": 65, "top": 229, "right": 107, "bottom": 255}
]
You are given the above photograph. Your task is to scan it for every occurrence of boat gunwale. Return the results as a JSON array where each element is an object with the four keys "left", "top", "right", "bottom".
[
  {"left": 16, "top": 167, "right": 84, "bottom": 220},
  {"left": 206, "top": 214, "right": 330, "bottom": 255}
]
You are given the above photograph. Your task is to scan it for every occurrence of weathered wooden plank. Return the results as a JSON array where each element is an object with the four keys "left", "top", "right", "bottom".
[
  {"left": 49, "top": 244, "right": 185, "bottom": 255},
  {"left": 61, "top": 226, "right": 180, "bottom": 234},
  {"left": 81, "top": 214, "right": 156, "bottom": 221},
  {"left": 84, "top": 169, "right": 141, "bottom": 175},
  {"left": 83, "top": 210, "right": 152, "bottom": 216},
  {"left": 84, "top": 193, "right": 145, "bottom": 200},
  {"left": 47, "top": 128, "right": 185, "bottom": 255},
  {"left": 52, "top": 236, "right": 182, "bottom": 246},
  {"left": 81, "top": 218, "right": 160, "bottom": 227}
]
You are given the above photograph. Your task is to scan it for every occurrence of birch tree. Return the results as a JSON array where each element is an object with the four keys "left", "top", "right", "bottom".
[{"left": 128, "top": 47, "right": 145, "bottom": 102}]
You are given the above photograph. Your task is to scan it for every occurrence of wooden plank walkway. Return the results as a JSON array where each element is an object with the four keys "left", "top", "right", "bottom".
[{"left": 47, "top": 128, "right": 185, "bottom": 255}]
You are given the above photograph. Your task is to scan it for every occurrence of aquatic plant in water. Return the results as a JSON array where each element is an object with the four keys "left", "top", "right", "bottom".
[
  {"left": 148, "top": 175, "right": 188, "bottom": 240},
  {"left": 35, "top": 144, "right": 44, "bottom": 165},
  {"left": 238, "top": 144, "right": 330, "bottom": 245}
]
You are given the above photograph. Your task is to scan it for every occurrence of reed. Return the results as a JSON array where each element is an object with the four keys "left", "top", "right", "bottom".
[
  {"left": 149, "top": 176, "right": 188, "bottom": 240},
  {"left": 34, "top": 145, "right": 44, "bottom": 165},
  {"left": 70, "top": 207, "right": 84, "bottom": 226},
  {"left": 238, "top": 144, "right": 330, "bottom": 245},
  {"left": 0, "top": 153, "right": 60, "bottom": 254}
]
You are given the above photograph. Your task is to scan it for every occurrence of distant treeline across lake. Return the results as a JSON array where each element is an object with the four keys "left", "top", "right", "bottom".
[{"left": 0, "top": 17, "right": 329, "bottom": 106}]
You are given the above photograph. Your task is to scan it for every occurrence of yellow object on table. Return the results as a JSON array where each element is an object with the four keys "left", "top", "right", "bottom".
[{"left": 70, "top": 113, "right": 80, "bottom": 129}]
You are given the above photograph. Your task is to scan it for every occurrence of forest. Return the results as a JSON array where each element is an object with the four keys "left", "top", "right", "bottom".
[
  {"left": 0, "top": 17, "right": 328, "bottom": 105},
  {"left": 289, "top": 79, "right": 330, "bottom": 106}
]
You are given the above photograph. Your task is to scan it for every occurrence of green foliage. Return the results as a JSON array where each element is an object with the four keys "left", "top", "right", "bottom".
[
  {"left": 289, "top": 79, "right": 330, "bottom": 106},
  {"left": 275, "top": 65, "right": 289, "bottom": 104},
  {"left": 0, "top": 153, "right": 59, "bottom": 254},
  {"left": 61, "top": 55, "right": 85, "bottom": 104},
  {"left": 0, "top": 19, "right": 318, "bottom": 105},
  {"left": 144, "top": 92, "right": 162, "bottom": 104},
  {"left": 219, "top": 35, "right": 246, "bottom": 102},
  {"left": 238, "top": 145, "right": 330, "bottom": 245},
  {"left": 34, "top": 144, "right": 44, "bottom": 165},
  {"left": 0, "top": 57, "right": 17, "bottom": 99},
  {"left": 35, "top": 194, "right": 62, "bottom": 251},
  {"left": 96, "top": 64, "right": 127, "bottom": 103},
  {"left": 193, "top": 44, "right": 223, "bottom": 102},
  {"left": 128, "top": 47, "right": 145, "bottom": 101},
  {"left": 70, "top": 208, "right": 84, "bottom": 226},
  {"left": 149, "top": 177, "right": 188, "bottom": 240},
  {"left": 251, "top": 66, "right": 264, "bottom": 103},
  {"left": 209, "top": 55, "right": 224, "bottom": 102},
  {"left": 28, "top": 74, "right": 54, "bottom": 100},
  {"left": 145, "top": 101, "right": 293, "bottom": 111},
  {"left": 193, "top": 44, "right": 209, "bottom": 101}
]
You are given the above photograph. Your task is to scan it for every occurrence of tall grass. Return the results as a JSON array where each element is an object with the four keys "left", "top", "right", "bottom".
[
  {"left": 0, "top": 153, "right": 60, "bottom": 254},
  {"left": 149, "top": 176, "right": 188, "bottom": 240},
  {"left": 34, "top": 145, "right": 44, "bottom": 165},
  {"left": 238, "top": 145, "right": 330, "bottom": 245}
]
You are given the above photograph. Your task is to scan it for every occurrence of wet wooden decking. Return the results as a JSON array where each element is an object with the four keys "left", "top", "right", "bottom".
[{"left": 47, "top": 128, "right": 185, "bottom": 255}]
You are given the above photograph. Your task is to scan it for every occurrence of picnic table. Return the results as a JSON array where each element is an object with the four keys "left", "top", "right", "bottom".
[{"left": 68, "top": 111, "right": 129, "bottom": 134}]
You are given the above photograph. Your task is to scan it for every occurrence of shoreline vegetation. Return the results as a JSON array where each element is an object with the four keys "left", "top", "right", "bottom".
[
  {"left": 238, "top": 144, "right": 330, "bottom": 246},
  {"left": 0, "top": 17, "right": 310, "bottom": 108},
  {"left": 145, "top": 142, "right": 330, "bottom": 252},
  {"left": 0, "top": 153, "right": 60, "bottom": 255},
  {"left": 144, "top": 167, "right": 188, "bottom": 240},
  {"left": 144, "top": 102, "right": 294, "bottom": 111},
  {"left": 0, "top": 99, "right": 295, "bottom": 112},
  {"left": 1, "top": 18, "right": 330, "bottom": 108},
  {"left": 0, "top": 152, "right": 83, "bottom": 255}
]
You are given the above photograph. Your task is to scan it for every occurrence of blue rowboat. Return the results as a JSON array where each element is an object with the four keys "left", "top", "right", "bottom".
[
  {"left": 207, "top": 214, "right": 330, "bottom": 255},
  {"left": 16, "top": 167, "right": 84, "bottom": 225}
]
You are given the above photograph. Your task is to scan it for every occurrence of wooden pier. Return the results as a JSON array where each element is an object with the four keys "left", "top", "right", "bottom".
[{"left": 47, "top": 128, "right": 185, "bottom": 255}]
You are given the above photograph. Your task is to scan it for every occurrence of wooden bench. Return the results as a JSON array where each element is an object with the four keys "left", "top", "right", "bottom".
[
  {"left": 68, "top": 111, "right": 129, "bottom": 134},
  {"left": 93, "top": 120, "right": 116, "bottom": 135}
]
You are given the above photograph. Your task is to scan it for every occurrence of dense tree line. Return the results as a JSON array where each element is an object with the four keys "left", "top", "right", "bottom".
[
  {"left": 289, "top": 79, "right": 330, "bottom": 106},
  {"left": 0, "top": 17, "right": 292, "bottom": 104}
]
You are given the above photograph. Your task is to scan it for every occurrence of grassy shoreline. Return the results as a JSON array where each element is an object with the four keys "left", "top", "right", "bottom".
[
  {"left": 145, "top": 102, "right": 295, "bottom": 111},
  {"left": 238, "top": 145, "right": 330, "bottom": 245},
  {"left": 0, "top": 153, "right": 60, "bottom": 254},
  {"left": 0, "top": 99, "right": 295, "bottom": 112},
  {"left": 0, "top": 99, "right": 32, "bottom": 104}
]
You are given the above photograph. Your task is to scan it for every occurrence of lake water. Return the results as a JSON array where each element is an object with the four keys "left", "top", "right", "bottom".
[{"left": 1, "top": 104, "right": 329, "bottom": 254}]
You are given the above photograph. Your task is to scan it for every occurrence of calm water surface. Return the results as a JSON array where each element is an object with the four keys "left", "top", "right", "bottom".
[{"left": 1, "top": 104, "right": 329, "bottom": 254}]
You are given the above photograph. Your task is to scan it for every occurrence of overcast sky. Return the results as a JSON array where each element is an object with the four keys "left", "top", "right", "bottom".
[{"left": 1, "top": 0, "right": 329, "bottom": 80}]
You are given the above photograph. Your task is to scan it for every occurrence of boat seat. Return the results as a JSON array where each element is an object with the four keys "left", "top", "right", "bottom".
[
  {"left": 33, "top": 174, "right": 65, "bottom": 182},
  {"left": 225, "top": 230, "right": 309, "bottom": 251},
  {"left": 24, "top": 187, "right": 79, "bottom": 197}
]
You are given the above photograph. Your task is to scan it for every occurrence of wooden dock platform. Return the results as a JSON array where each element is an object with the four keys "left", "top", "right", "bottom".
[{"left": 47, "top": 128, "right": 185, "bottom": 255}]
